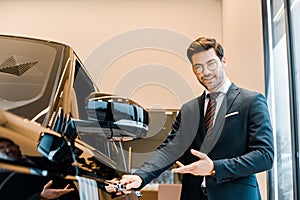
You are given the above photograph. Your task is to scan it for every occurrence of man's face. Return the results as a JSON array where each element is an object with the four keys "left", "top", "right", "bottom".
[
  {"left": 0, "top": 141, "right": 20, "bottom": 160},
  {"left": 191, "top": 48, "right": 227, "bottom": 92}
]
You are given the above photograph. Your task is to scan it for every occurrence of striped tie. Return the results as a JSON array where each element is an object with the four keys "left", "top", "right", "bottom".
[{"left": 205, "top": 92, "right": 220, "bottom": 135}]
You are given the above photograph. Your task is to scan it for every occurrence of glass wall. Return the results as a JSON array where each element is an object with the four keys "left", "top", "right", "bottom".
[
  {"left": 262, "top": 0, "right": 300, "bottom": 199},
  {"left": 289, "top": 0, "right": 300, "bottom": 198},
  {"left": 290, "top": 0, "right": 300, "bottom": 153}
]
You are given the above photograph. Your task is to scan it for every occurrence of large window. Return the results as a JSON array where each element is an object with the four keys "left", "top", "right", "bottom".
[
  {"left": 289, "top": 0, "right": 300, "bottom": 198},
  {"left": 262, "top": 0, "right": 300, "bottom": 199}
]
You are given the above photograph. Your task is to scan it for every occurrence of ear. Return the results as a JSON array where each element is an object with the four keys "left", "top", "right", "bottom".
[{"left": 221, "top": 56, "right": 227, "bottom": 68}]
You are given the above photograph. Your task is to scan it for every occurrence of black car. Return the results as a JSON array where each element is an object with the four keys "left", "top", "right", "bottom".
[{"left": 0, "top": 35, "right": 149, "bottom": 199}]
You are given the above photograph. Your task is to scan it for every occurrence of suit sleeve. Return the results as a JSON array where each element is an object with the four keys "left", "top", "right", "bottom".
[
  {"left": 133, "top": 111, "right": 182, "bottom": 188},
  {"left": 213, "top": 93, "right": 274, "bottom": 184}
]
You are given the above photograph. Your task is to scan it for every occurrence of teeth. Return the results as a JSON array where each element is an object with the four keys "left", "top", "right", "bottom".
[{"left": 204, "top": 77, "right": 214, "bottom": 80}]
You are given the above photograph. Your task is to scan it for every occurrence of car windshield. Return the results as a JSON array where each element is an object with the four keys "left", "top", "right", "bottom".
[{"left": 0, "top": 36, "right": 57, "bottom": 110}]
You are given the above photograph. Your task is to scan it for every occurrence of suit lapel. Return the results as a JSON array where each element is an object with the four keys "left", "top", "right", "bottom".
[
  {"left": 225, "top": 83, "right": 240, "bottom": 113},
  {"left": 193, "top": 92, "right": 206, "bottom": 148},
  {"left": 200, "top": 83, "right": 240, "bottom": 154}
]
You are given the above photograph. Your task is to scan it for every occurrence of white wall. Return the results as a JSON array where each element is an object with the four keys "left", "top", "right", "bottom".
[
  {"left": 0, "top": 0, "right": 266, "bottom": 104},
  {"left": 222, "top": 0, "right": 265, "bottom": 93},
  {"left": 0, "top": 0, "right": 222, "bottom": 109}
]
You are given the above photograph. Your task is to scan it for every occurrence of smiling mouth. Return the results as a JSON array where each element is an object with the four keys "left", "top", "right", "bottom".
[{"left": 203, "top": 77, "right": 215, "bottom": 82}]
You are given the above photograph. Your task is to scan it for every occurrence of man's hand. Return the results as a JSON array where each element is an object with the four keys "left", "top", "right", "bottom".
[
  {"left": 105, "top": 175, "right": 142, "bottom": 196},
  {"left": 40, "top": 180, "right": 74, "bottom": 199},
  {"left": 172, "top": 149, "right": 214, "bottom": 176},
  {"left": 105, "top": 178, "right": 118, "bottom": 193},
  {"left": 104, "top": 178, "right": 125, "bottom": 195},
  {"left": 120, "top": 175, "right": 142, "bottom": 190}
]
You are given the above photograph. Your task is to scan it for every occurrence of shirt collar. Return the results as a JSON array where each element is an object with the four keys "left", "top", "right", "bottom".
[{"left": 205, "top": 78, "right": 232, "bottom": 96}]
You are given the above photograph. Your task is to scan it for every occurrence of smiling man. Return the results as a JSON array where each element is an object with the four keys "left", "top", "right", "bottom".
[{"left": 114, "top": 37, "right": 274, "bottom": 200}]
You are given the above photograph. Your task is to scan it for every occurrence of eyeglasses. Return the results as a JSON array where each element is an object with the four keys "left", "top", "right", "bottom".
[{"left": 193, "top": 60, "right": 218, "bottom": 74}]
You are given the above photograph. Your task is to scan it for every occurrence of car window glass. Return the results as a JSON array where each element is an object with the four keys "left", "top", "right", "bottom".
[
  {"left": 73, "top": 60, "right": 96, "bottom": 120},
  {"left": 0, "top": 37, "right": 56, "bottom": 110}
]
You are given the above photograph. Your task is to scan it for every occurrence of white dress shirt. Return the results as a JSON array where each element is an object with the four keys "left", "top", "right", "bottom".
[{"left": 204, "top": 78, "right": 232, "bottom": 126}]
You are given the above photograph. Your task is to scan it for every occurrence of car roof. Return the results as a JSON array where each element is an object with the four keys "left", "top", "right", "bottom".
[{"left": 0, "top": 34, "right": 68, "bottom": 48}]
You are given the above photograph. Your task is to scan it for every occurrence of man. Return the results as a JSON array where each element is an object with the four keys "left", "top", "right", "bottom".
[
  {"left": 116, "top": 37, "right": 274, "bottom": 200},
  {"left": 0, "top": 137, "right": 75, "bottom": 200}
]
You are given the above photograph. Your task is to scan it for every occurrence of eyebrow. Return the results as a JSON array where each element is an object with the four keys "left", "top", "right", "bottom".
[
  {"left": 207, "top": 59, "right": 217, "bottom": 63},
  {"left": 194, "top": 59, "right": 217, "bottom": 66}
]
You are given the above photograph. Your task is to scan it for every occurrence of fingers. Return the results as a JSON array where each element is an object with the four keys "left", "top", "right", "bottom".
[
  {"left": 64, "top": 184, "right": 70, "bottom": 190},
  {"left": 41, "top": 181, "right": 74, "bottom": 199},
  {"left": 172, "top": 163, "right": 190, "bottom": 174},
  {"left": 172, "top": 150, "right": 212, "bottom": 175},
  {"left": 105, "top": 184, "right": 118, "bottom": 193},
  {"left": 63, "top": 184, "right": 74, "bottom": 192},
  {"left": 55, "top": 188, "right": 74, "bottom": 194},
  {"left": 120, "top": 175, "right": 142, "bottom": 190},
  {"left": 104, "top": 178, "right": 119, "bottom": 185},
  {"left": 190, "top": 149, "right": 207, "bottom": 159},
  {"left": 104, "top": 178, "right": 120, "bottom": 193},
  {"left": 175, "top": 161, "right": 185, "bottom": 167},
  {"left": 172, "top": 161, "right": 185, "bottom": 173},
  {"left": 44, "top": 180, "right": 53, "bottom": 189},
  {"left": 105, "top": 176, "right": 142, "bottom": 193},
  {"left": 105, "top": 175, "right": 142, "bottom": 195}
]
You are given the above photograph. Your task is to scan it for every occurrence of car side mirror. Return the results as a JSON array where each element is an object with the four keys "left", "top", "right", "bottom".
[{"left": 80, "top": 92, "right": 149, "bottom": 141}]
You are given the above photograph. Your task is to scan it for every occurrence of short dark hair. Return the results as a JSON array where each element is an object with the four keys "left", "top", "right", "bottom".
[{"left": 187, "top": 37, "right": 224, "bottom": 64}]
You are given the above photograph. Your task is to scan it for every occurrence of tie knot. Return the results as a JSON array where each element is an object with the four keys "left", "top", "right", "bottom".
[{"left": 207, "top": 92, "right": 220, "bottom": 100}]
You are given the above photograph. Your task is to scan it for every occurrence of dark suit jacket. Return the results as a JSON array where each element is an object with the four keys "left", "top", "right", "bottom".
[{"left": 134, "top": 83, "right": 274, "bottom": 200}]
